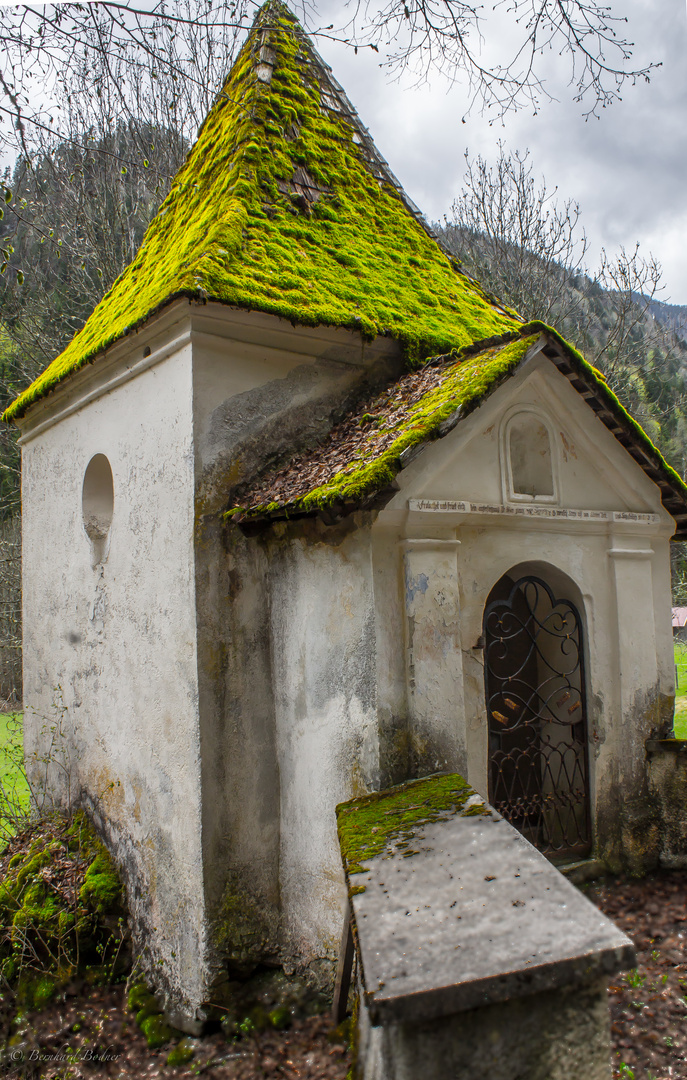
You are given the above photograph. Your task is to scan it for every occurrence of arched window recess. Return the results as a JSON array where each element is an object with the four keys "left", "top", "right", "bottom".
[{"left": 501, "top": 408, "right": 558, "bottom": 504}]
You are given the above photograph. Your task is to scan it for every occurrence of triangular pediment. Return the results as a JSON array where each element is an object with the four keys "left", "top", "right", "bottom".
[
  {"left": 227, "top": 327, "right": 687, "bottom": 536},
  {"left": 393, "top": 352, "right": 665, "bottom": 518}
]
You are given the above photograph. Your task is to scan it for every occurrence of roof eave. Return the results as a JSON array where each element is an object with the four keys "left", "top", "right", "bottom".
[{"left": 532, "top": 326, "right": 687, "bottom": 540}]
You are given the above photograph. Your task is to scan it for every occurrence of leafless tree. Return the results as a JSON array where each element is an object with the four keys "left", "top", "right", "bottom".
[
  {"left": 443, "top": 145, "right": 589, "bottom": 325},
  {"left": 0, "top": 0, "right": 658, "bottom": 171},
  {"left": 441, "top": 146, "right": 683, "bottom": 403},
  {"left": 335, "top": 0, "right": 655, "bottom": 115},
  {"left": 0, "top": 49, "right": 192, "bottom": 466},
  {"left": 0, "top": 1, "right": 250, "bottom": 316}
]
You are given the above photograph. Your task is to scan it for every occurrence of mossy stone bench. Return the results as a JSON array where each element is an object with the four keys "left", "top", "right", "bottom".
[{"left": 336, "top": 773, "right": 634, "bottom": 1080}]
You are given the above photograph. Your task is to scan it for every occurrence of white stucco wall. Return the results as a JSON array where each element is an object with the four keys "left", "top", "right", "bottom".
[
  {"left": 372, "top": 351, "right": 675, "bottom": 869},
  {"left": 268, "top": 529, "right": 379, "bottom": 966},
  {"left": 188, "top": 307, "right": 400, "bottom": 981},
  {"left": 213, "top": 345, "right": 677, "bottom": 974},
  {"left": 18, "top": 302, "right": 403, "bottom": 1016},
  {"left": 18, "top": 316, "right": 679, "bottom": 1018},
  {"left": 20, "top": 331, "right": 207, "bottom": 1017}
]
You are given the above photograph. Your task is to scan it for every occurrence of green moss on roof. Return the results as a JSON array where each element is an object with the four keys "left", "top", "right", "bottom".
[
  {"left": 228, "top": 332, "right": 534, "bottom": 517},
  {"left": 3, "top": 1, "right": 519, "bottom": 423},
  {"left": 227, "top": 319, "right": 687, "bottom": 520}
]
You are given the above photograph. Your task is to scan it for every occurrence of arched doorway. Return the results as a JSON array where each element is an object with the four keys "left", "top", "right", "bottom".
[{"left": 483, "top": 573, "right": 591, "bottom": 861}]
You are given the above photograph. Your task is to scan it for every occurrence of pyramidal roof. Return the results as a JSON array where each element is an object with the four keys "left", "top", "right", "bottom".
[{"left": 4, "top": 0, "right": 520, "bottom": 422}]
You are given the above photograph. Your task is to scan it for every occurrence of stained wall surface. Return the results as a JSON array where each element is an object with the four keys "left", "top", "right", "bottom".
[
  {"left": 20, "top": 331, "right": 207, "bottom": 1021},
  {"left": 199, "top": 344, "right": 677, "bottom": 980},
  {"left": 372, "top": 352, "right": 675, "bottom": 872},
  {"left": 189, "top": 309, "right": 399, "bottom": 987}
]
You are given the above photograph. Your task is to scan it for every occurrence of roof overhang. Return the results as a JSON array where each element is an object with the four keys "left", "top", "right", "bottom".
[{"left": 228, "top": 323, "right": 687, "bottom": 539}]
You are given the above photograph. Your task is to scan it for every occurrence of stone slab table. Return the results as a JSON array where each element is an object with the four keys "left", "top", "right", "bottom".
[{"left": 336, "top": 773, "right": 635, "bottom": 1080}]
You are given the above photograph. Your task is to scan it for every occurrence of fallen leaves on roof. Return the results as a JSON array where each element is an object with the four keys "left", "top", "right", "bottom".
[{"left": 228, "top": 332, "right": 533, "bottom": 519}]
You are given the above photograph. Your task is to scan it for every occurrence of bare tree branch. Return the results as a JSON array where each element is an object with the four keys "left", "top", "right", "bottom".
[
  {"left": 440, "top": 144, "right": 687, "bottom": 453},
  {"left": 0, "top": 0, "right": 659, "bottom": 172}
]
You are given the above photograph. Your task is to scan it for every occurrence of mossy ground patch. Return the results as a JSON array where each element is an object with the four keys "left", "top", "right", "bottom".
[{"left": 0, "top": 810, "right": 128, "bottom": 1008}]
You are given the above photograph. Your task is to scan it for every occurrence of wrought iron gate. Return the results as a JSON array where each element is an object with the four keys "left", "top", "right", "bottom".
[{"left": 483, "top": 575, "right": 591, "bottom": 860}]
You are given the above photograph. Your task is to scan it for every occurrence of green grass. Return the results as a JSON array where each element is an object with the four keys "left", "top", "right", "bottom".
[
  {"left": 673, "top": 643, "right": 687, "bottom": 738},
  {"left": 0, "top": 711, "right": 29, "bottom": 843}
]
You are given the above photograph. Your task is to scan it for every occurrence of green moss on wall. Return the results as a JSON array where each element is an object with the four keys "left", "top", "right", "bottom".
[
  {"left": 3, "top": 1, "right": 518, "bottom": 423},
  {"left": 213, "top": 870, "right": 278, "bottom": 977}
]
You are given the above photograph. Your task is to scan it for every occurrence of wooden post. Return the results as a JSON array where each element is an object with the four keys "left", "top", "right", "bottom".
[{"left": 332, "top": 902, "right": 354, "bottom": 1023}]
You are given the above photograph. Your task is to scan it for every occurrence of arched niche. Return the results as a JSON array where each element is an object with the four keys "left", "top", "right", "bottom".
[
  {"left": 502, "top": 409, "right": 557, "bottom": 502},
  {"left": 82, "top": 453, "right": 114, "bottom": 565}
]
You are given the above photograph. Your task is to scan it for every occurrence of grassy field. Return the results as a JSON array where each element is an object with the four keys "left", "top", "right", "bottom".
[
  {"left": 0, "top": 711, "right": 29, "bottom": 842},
  {"left": 674, "top": 642, "right": 687, "bottom": 739}
]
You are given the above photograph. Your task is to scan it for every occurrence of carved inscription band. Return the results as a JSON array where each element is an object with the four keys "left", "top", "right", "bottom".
[{"left": 408, "top": 499, "right": 658, "bottom": 525}]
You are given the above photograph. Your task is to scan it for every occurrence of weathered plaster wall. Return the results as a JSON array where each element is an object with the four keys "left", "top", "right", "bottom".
[
  {"left": 268, "top": 521, "right": 379, "bottom": 974},
  {"left": 190, "top": 310, "right": 398, "bottom": 983},
  {"left": 190, "top": 307, "right": 401, "bottom": 515},
  {"left": 207, "top": 344, "right": 677, "bottom": 982},
  {"left": 373, "top": 352, "right": 675, "bottom": 872},
  {"left": 647, "top": 741, "right": 687, "bottom": 867},
  {"left": 197, "top": 519, "right": 281, "bottom": 990},
  {"left": 20, "top": 316, "right": 679, "bottom": 1024},
  {"left": 20, "top": 333, "right": 207, "bottom": 1021}
]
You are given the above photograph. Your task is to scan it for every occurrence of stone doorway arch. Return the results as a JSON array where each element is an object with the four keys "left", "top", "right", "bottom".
[{"left": 483, "top": 571, "right": 591, "bottom": 861}]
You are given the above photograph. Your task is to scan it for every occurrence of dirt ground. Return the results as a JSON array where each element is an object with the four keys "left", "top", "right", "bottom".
[
  {"left": 3, "top": 868, "right": 687, "bottom": 1079},
  {"left": 2, "top": 996, "right": 351, "bottom": 1079},
  {"left": 590, "top": 869, "right": 687, "bottom": 1080}
]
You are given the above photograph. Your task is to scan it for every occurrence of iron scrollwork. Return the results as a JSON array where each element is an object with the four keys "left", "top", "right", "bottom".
[{"left": 484, "top": 575, "right": 591, "bottom": 860}]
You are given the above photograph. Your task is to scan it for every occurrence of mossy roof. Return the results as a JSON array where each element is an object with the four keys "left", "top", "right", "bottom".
[
  {"left": 3, "top": 0, "right": 518, "bottom": 423},
  {"left": 227, "top": 322, "right": 687, "bottom": 535}
]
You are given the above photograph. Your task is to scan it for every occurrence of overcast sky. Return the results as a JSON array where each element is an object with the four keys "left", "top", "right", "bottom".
[{"left": 311, "top": 0, "right": 687, "bottom": 305}]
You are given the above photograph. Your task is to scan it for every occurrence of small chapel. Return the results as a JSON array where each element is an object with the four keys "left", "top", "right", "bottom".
[{"left": 5, "top": 0, "right": 687, "bottom": 1030}]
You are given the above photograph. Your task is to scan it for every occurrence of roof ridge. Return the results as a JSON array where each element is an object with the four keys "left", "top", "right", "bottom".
[{"left": 252, "top": 2, "right": 468, "bottom": 267}]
